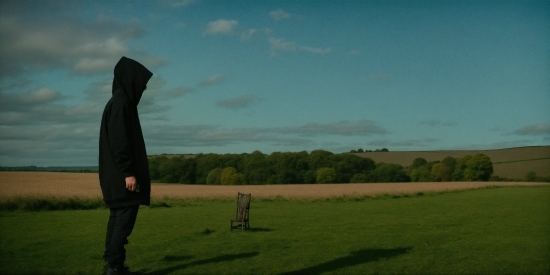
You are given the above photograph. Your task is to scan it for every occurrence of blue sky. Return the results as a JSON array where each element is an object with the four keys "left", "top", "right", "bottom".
[{"left": 0, "top": 0, "right": 549, "bottom": 166}]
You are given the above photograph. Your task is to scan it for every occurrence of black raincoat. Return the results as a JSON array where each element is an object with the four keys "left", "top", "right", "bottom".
[{"left": 99, "top": 57, "right": 153, "bottom": 208}]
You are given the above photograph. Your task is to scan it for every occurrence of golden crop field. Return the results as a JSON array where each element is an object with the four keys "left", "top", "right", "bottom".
[{"left": 0, "top": 171, "right": 547, "bottom": 200}]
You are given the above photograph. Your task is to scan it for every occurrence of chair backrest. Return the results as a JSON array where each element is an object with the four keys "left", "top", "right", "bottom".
[{"left": 235, "top": 192, "right": 251, "bottom": 220}]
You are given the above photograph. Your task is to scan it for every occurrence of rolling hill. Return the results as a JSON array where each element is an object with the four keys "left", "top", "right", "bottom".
[{"left": 354, "top": 146, "right": 550, "bottom": 180}]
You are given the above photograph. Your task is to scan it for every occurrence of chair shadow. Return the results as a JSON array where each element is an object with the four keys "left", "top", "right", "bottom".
[
  {"left": 247, "top": 227, "right": 274, "bottom": 232},
  {"left": 279, "top": 247, "right": 413, "bottom": 275},
  {"left": 138, "top": 251, "right": 259, "bottom": 275}
]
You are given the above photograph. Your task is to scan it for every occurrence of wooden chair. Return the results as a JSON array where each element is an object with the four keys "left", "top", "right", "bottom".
[{"left": 230, "top": 192, "right": 251, "bottom": 231}]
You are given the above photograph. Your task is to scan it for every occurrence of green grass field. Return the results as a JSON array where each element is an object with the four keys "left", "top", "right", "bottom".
[{"left": 0, "top": 186, "right": 548, "bottom": 274}]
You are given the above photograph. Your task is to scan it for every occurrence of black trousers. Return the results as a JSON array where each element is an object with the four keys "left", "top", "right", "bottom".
[{"left": 103, "top": 205, "right": 140, "bottom": 268}]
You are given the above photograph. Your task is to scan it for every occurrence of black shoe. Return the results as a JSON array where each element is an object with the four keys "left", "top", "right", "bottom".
[{"left": 105, "top": 266, "right": 132, "bottom": 275}]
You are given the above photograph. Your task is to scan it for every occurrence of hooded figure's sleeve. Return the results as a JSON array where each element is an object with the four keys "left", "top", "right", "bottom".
[{"left": 107, "top": 98, "right": 135, "bottom": 177}]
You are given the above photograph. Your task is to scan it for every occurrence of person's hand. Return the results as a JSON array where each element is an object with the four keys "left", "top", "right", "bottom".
[{"left": 125, "top": 176, "right": 137, "bottom": 192}]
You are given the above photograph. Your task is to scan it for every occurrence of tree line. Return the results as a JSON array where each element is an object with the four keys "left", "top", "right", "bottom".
[{"left": 148, "top": 150, "right": 495, "bottom": 185}]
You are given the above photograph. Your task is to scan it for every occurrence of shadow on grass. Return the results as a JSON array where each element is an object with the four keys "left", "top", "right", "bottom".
[
  {"left": 280, "top": 247, "right": 412, "bottom": 275},
  {"left": 247, "top": 227, "right": 273, "bottom": 232},
  {"left": 228, "top": 227, "right": 273, "bottom": 232},
  {"left": 139, "top": 251, "right": 259, "bottom": 275},
  {"left": 162, "top": 255, "right": 194, "bottom": 262}
]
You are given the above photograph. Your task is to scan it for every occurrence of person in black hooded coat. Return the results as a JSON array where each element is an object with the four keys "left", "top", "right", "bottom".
[{"left": 99, "top": 56, "right": 152, "bottom": 275}]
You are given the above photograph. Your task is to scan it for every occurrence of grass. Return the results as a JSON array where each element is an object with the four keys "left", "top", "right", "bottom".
[
  {"left": 0, "top": 195, "right": 105, "bottom": 211},
  {"left": 0, "top": 186, "right": 548, "bottom": 274}
]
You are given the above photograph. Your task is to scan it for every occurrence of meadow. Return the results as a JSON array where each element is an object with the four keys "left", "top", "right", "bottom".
[
  {"left": 0, "top": 187, "right": 548, "bottom": 274},
  {"left": 0, "top": 170, "right": 549, "bottom": 274}
]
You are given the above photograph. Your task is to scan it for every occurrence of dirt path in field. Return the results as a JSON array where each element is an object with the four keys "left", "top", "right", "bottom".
[{"left": 0, "top": 172, "right": 547, "bottom": 199}]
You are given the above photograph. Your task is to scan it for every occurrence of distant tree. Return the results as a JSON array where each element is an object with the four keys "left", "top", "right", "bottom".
[
  {"left": 431, "top": 163, "right": 451, "bottom": 182},
  {"left": 441, "top": 156, "right": 457, "bottom": 168},
  {"left": 309, "top": 150, "right": 334, "bottom": 170},
  {"left": 219, "top": 154, "right": 245, "bottom": 171},
  {"left": 179, "top": 158, "right": 197, "bottom": 184},
  {"left": 157, "top": 157, "right": 196, "bottom": 183},
  {"left": 195, "top": 154, "right": 223, "bottom": 184},
  {"left": 357, "top": 148, "right": 364, "bottom": 153},
  {"left": 411, "top": 158, "right": 428, "bottom": 169},
  {"left": 157, "top": 158, "right": 178, "bottom": 183},
  {"left": 148, "top": 156, "right": 168, "bottom": 180},
  {"left": 463, "top": 154, "right": 493, "bottom": 181},
  {"left": 275, "top": 169, "right": 298, "bottom": 184},
  {"left": 244, "top": 150, "right": 268, "bottom": 184},
  {"left": 206, "top": 168, "right": 223, "bottom": 185},
  {"left": 452, "top": 154, "right": 493, "bottom": 181},
  {"left": 316, "top": 167, "right": 337, "bottom": 183},
  {"left": 372, "top": 163, "right": 410, "bottom": 182},
  {"left": 220, "top": 167, "right": 236, "bottom": 185},
  {"left": 332, "top": 154, "right": 375, "bottom": 183},
  {"left": 428, "top": 156, "right": 456, "bottom": 182},
  {"left": 220, "top": 167, "right": 246, "bottom": 185},
  {"left": 409, "top": 165, "right": 433, "bottom": 182},
  {"left": 303, "top": 170, "right": 317, "bottom": 183},
  {"left": 525, "top": 171, "right": 537, "bottom": 182},
  {"left": 265, "top": 151, "right": 305, "bottom": 184},
  {"left": 408, "top": 158, "right": 432, "bottom": 182}
]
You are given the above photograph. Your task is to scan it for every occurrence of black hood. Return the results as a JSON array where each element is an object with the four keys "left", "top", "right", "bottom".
[{"left": 112, "top": 56, "right": 153, "bottom": 106}]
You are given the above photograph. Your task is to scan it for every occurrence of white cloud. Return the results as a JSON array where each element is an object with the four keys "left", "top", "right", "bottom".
[
  {"left": 0, "top": 96, "right": 103, "bottom": 126},
  {"left": 142, "top": 56, "right": 169, "bottom": 68},
  {"left": 0, "top": 74, "right": 192, "bottom": 127},
  {"left": 0, "top": 8, "right": 164, "bottom": 77},
  {"left": 143, "top": 119, "right": 388, "bottom": 151},
  {"left": 268, "top": 37, "right": 297, "bottom": 55},
  {"left": 73, "top": 58, "right": 115, "bottom": 75},
  {"left": 0, "top": 123, "right": 99, "bottom": 166},
  {"left": 367, "top": 138, "right": 439, "bottom": 147},
  {"left": 135, "top": 76, "right": 194, "bottom": 115},
  {"left": 163, "top": 86, "right": 194, "bottom": 99},
  {"left": 216, "top": 95, "right": 259, "bottom": 110},
  {"left": 22, "top": 88, "right": 61, "bottom": 105},
  {"left": 268, "top": 37, "right": 332, "bottom": 56},
  {"left": 0, "top": 88, "right": 61, "bottom": 112},
  {"left": 240, "top": 28, "right": 272, "bottom": 41},
  {"left": 513, "top": 123, "right": 550, "bottom": 136},
  {"left": 166, "top": 0, "right": 197, "bottom": 7},
  {"left": 299, "top": 46, "right": 332, "bottom": 55},
  {"left": 204, "top": 19, "right": 238, "bottom": 36},
  {"left": 198, "top": 74, "right": 227, "bottom": 87},
  {"left": 279, "top": 120, "right": 388, "bottom": 137},
  {"left": 83, "top": 78, "right": 113, "bottom": 102},
  {"left": 269, "top": 9, "right": 291, "bottom": 21},
  {"left": 72, "top": 37, "right": 129, "bottom": 57}
]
